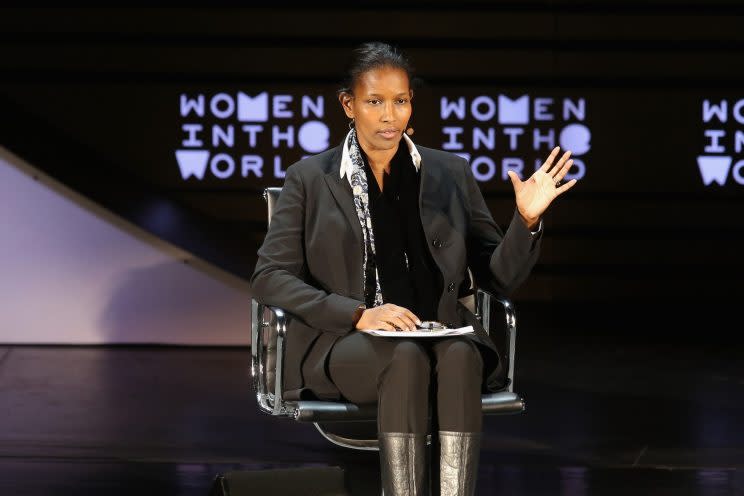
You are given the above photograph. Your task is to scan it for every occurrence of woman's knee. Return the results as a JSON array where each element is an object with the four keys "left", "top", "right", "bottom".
[
  {"left": 384, "top": 339, "right": 431, "bottom": 378},
  {"left": 436, "top": 339, "right": 483, "bottom": 376}
]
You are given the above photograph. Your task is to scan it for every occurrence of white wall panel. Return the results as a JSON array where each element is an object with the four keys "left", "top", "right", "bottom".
[{"left": 0, "top": 146, "right": 251, "bottom": 345}]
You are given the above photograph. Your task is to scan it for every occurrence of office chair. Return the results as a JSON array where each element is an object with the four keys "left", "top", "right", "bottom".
[{"left": 251, "top": 187, "right": 525, "bottom": 450}]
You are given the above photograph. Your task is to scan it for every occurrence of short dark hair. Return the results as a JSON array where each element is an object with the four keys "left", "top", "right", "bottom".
[{"left": 338, "top": 41, "right": 416, "bottom": 96}]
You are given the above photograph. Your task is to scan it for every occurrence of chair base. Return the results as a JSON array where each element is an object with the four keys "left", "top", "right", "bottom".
[
  {"left": 290, "top": 392, "right": 524, "bottom": 422},
  {"left": 301, "top": 392, "right": 525, "bottom": 451}
]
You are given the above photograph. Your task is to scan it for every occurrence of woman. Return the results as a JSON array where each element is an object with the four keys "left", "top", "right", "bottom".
[{"left": 250, "top": 42, "right": 576, "bottom": 496}]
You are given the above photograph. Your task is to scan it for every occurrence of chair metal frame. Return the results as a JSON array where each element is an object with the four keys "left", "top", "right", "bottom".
[{"left": 251, "top": 187, "right": 525, "bottom": 450}]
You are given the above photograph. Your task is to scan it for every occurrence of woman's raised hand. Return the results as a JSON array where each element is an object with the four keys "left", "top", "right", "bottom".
[
  {"left": 356, "top": 304, "right": 422, "bottom": 332},
  {"left": 507, "top": 146, "right": 578, "bottom": 228}
]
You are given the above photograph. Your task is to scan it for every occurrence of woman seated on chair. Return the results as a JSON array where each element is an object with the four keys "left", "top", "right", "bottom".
[{"left": 250, "top": 41, "right": 576, "bottom": 496}]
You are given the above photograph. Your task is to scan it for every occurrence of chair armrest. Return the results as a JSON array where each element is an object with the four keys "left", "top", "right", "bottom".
[
  {"left": 481, "top": 391, "right": 525, "bottom": 415},
  {"left": 475, "top": 289, "right": 518, "bottom": 393},
  {"left": 251, "top": 299, "right": 293, "bottom": 417}
]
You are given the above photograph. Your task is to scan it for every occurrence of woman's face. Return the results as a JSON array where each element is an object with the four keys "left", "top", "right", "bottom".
[{"left": 339, "top": 65, "right": 413, "bottom": 153}]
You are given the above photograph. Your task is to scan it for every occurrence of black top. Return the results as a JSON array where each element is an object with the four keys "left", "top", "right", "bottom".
[{"left": 361, "top": 141, "right": 443, "bottom": 321}]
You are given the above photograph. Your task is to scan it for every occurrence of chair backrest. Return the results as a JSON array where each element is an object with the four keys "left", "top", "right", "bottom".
[
  {"left": 264, "top": 187, "right": 282, "bottom": 225},
  {"left": 260, "top": 187, "right": 284, "bottom": 397}
]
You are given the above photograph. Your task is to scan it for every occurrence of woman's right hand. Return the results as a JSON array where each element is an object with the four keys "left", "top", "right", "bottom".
[{"left": 355, "top": 304, "right": 422, "bottom": 332}]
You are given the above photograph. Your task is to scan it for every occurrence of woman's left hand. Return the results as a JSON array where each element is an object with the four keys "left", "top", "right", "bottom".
[{"left": 507, "top": 146, "right": 577, "bottom": 228}]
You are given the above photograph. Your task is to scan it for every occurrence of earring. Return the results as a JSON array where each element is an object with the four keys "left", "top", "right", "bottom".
[
  {"left": 405, "top": 125, "right": 414, "bottom": 136},
  {"left": 348, "top": 118, "right": 355, "bottom": 130}
]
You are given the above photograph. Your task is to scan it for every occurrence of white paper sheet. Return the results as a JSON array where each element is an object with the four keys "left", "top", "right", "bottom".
[{"left": 362, "top": 325, "right": 474, "bottom": 338}]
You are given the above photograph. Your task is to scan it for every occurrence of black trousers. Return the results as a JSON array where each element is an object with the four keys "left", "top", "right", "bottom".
[{"left": 327, "top": 332, "right": 484, "bottom": 434}]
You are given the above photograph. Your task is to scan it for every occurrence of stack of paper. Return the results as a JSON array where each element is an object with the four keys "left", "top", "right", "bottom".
[{"left": 362, "top": 325, "right": 474, "bottom": 338}]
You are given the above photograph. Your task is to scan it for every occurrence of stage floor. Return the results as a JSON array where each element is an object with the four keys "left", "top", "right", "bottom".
[{"left": 0, "top": 332, "right": 742, "bottom": 495}]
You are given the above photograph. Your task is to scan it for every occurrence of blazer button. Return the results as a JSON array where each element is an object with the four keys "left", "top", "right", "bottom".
[
  {"left": 447, "top": 282, "right": 455, "bottom": 292},
  {"left": 432, "top": 237, "right": 443, "bottom": 248}
]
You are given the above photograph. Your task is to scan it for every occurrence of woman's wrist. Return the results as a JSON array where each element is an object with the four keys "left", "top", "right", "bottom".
[
  {"left": 352, "top": 304, "right": 366, "bottom": 328},
  {"left": 518, "top": 211, "right": 541, "bottom": 230}
]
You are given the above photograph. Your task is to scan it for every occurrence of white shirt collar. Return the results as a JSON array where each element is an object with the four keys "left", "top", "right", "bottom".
[{"left": 339, "top": 129, "right": 422, "bottom": 184}]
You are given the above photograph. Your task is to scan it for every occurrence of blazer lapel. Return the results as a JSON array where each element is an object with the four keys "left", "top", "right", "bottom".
[{"left": 323, "top": 146, "right": 363, "bottom": 244}]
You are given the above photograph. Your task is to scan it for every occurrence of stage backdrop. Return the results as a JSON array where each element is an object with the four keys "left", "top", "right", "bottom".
[{"left": 0, "top": 5, "right": 741, "bottom": 343}]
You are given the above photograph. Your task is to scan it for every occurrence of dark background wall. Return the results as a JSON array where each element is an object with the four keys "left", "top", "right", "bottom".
[{"left": 1, "top": 3, "right": 742, "bottom": 341}]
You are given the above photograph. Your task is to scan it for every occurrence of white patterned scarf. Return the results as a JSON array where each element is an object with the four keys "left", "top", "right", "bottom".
[{"left": 347, "top": 128, "right": 384, "bottom": 308}]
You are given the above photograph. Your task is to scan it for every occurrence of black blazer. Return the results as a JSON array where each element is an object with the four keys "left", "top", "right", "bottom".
[{"left": 250, "top": 140, "right": 542, "bottom": 400}]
